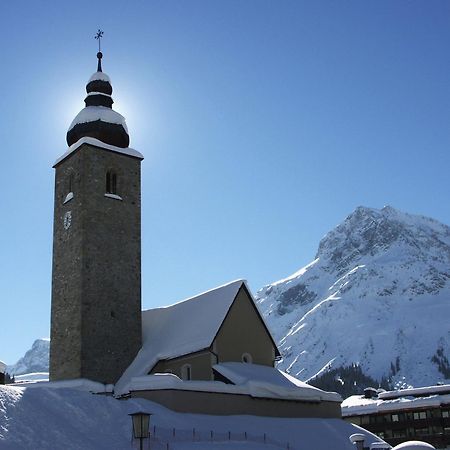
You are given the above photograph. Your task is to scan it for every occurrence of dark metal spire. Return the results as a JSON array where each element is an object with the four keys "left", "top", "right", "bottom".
[{"left": 95, "top": 29, "right": 104, "bottom": 72}]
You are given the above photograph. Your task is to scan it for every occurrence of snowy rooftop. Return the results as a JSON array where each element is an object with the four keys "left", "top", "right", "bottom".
[
  {"left": 378, "top": 384, "right": 450, "bottom": 400},
  {"left": 213, "top": 362, "right": 341, "bottom": 402},
  {"left": 128, "top": 367, "right": 341, "bottom": 403},
  {"left": 342, "top": 387, "right": 450, "bottom": 417},
  {"left": 116, "top": 280, "right": 247, "bottom": 395},
  {"left": 54, "top": 136, "right": 143, "bottom": 167}
]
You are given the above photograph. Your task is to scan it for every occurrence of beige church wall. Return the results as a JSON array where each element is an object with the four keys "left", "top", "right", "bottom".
[
  {"left": 131, "top": 389, "right": 342, "bottom": 418},
  {"left": 150, "top": 350, "right": 216, "bottom": 380},
  {"left": 213, "top": 287, "right": 276, "bottom": 367}
]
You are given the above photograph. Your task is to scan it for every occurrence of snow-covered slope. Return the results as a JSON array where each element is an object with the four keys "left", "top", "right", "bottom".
[
  {"left": 256, "top": 206, "right": 450, "bottom": 388},
  {"left": 0, "top": 384, "right": 382, "bottom": 450},
  {"left": 7, "top": 339, "right": 49, "bottom": 376}
]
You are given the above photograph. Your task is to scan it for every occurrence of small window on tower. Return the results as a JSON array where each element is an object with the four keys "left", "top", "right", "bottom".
[
  {"left": 106, "top": 171, "right": 117, "bottom": 194},
  {"left": 64, "top": 173, "right": 74, "bottom": 204},
  {"left": 105, "top": 171, "right": 122, "bottom": 200}
]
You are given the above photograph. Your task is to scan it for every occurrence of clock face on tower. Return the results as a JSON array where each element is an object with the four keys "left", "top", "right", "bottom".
[{"left": 63, "top": 211, "right": 72, "bottom": 230}]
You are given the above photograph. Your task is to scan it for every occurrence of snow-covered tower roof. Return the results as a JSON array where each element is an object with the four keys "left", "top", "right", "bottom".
[{"left": 66, "top": 51, "right": 130, "bottom": 148}]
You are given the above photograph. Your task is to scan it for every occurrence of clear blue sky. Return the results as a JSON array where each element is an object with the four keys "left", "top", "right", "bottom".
[{"left": 1, "top": 1, "right": 449, "bottom": 365}]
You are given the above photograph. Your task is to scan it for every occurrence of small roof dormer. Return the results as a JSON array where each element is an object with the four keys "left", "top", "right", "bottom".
[{"left": 66, "top": 51, "right": 130, "bottom": 148}]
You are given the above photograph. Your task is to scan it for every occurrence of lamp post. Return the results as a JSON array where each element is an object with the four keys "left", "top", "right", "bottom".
[{"left": 129, "top": 411, "right": 152, "bottom": 450}]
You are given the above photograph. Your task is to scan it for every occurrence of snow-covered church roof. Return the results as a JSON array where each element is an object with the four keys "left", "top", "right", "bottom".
[{"left": 116, "top": 280, "right": 259, "bottom": 395}]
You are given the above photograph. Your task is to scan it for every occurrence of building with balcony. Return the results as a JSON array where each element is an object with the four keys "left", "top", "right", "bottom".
[{"left": 342, "top": 385, "right": 450, "bottom": 449}]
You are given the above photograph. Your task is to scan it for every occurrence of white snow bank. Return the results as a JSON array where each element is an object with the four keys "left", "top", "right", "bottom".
[
  {"left": 392, "top": 442, "right": 435, "bottom": 449},
  {"left": 54, "top": 136, "right": 143, "bottom": 166},
  {"left": 116, "top": 280, "right": 245, "bottom": 396},
  {"left": 0, "top": 385, "right": 384, "bottom": 450},
  {"left": 14, "top": 378, "right": 113, "bottom": 393},
  {"left": 214, "top": 362, "right": 341, "bottom": 402},
  {"left": 68, "top": 105, "right": 128, "bottom": 133},
  {"left": 13, "top": 372, "right": 49, "bottom": 383},
  {"left": 88, "top": 71, "right": 111, "bottom": 83}
]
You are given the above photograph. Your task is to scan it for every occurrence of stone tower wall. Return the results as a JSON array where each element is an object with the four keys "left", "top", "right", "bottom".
[{"left": 50, "top": 143, "right": 142, "bottom": 384}]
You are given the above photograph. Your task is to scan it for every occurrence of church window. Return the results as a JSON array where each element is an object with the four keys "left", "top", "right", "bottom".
[
  {"left": 181, "top": 364, "right": 192, "bottom": 381},
  {"left": 106, "top": 171, "right": 117, "bottom": 194},
  {"left": 241, "top": 353, "right": 253, "bottom": 364},
  {"left": 105, "top": 171, "right": 122, "bottom": 200}
]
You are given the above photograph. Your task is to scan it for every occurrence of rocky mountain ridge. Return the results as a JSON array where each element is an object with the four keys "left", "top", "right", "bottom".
[
  {"left": 256, "top": 206, "right": 450, "bottom": 390},
  {"left": 7, "top": 338, "right": 50, "bottom": 376}
]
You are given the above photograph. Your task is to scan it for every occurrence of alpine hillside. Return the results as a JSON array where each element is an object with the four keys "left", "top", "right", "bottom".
[{"left": 256, "top": 206, "right": 450, "bottom": 392}]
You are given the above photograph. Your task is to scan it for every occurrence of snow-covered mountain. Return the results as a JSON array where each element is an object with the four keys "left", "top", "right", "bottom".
[
  {"left": 256, "top": 206, "right": 450, "bottom": 389},
  {"left": 7, "top": 338, "right": 49, "bottom": 376}
]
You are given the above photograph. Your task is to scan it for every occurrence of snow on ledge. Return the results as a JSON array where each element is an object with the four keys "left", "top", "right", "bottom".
[
  {"left": 54, "top": 137, "right": 143, "bottom": 167},
  {"left": 63, "top": 192, "right": 74, "bottom": 204},
  {"left": 104, "top": 193, "right": 122, "bottom": 201},
  {"left": 86, "top": 91, "right": 112, "bottom": 97},
  {"left": 126, "top": 372, "right": 340, "bottom": 403}
]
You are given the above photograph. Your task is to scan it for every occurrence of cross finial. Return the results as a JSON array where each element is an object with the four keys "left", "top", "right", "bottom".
[
  {"left": 95, "top": 29, "right": 104, "bottom": 52},
  {"left": 95, "top": 29, "right": 104, "bottom": 72}
]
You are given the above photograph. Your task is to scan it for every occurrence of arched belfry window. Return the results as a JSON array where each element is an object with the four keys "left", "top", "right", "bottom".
[
  {"left": 105, "top": 170, "right": 122, "bottom": 201},
  {"left": 68, "top": 173, "right": 74, "bottom": 193},
  {"left": 106, "top": 171, "right": 117, "bottom": 195}
]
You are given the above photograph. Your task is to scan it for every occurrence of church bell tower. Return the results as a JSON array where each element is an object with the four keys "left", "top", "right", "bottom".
[{"left": 50, "top": 48, "right": 143, "bottom": 384}]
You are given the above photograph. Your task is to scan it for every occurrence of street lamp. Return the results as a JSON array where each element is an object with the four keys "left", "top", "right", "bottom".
[{"left": 129, "top": 411, "right": 152, "bottom": 450}]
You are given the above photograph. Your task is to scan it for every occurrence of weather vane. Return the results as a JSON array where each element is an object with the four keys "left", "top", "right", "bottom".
[
  {"left": 95, "top": 29, "right": 104, "bottom": 52},
  {"left": 95, "top": 29, "right": 104, "bottom": 71}
]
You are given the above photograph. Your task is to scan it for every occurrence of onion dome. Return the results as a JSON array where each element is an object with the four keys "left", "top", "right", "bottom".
[{"left": 67, "top": 52, "right": 130, "bottom": 148}]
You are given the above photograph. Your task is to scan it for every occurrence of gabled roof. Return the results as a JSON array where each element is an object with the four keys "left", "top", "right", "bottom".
[{"left": 116, "top": 279, "right": 264, "bottom": 395}]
